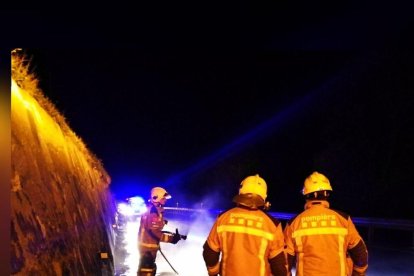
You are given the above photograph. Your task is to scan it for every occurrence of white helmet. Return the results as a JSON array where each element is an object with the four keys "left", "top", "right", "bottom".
[
  {"left": 302, "top": 171, "right": 332, "bottom": 195},
  {"left": 239, "top": 174, "right": 267, "bottom": 201},
  {"left": 150, "top": 187, "right": 171, "bottom": 203}
]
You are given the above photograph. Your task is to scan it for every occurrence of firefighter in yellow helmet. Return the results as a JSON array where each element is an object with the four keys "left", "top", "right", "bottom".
[
  {"left": 283, "top": 172, "right": 368, "bottom": 276},
  {"left": 202, "top": 174, "right": 287, "bottom": 276},
  {"left": 137, "top": 187, "right": 182, "bottom": 276}
]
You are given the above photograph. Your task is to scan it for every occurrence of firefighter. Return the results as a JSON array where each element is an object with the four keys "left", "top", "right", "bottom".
[
  {"left": 137, "top": 187, "right": 181, "bottom": 276},
  {"left": 284, "top": 171, "right": 368, "bottom": 276},
  {"left": 202, "top": 174, "right": 287, "bottom": 276}
]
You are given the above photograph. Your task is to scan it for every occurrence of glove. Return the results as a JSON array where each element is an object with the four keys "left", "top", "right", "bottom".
[{"left": 171, "top": 233, "right": 181, "bottom": 244}]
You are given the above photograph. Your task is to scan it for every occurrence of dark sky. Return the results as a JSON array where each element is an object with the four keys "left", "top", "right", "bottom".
[{"left": 14, "top": 3, "right": 414, "bottom": 219}]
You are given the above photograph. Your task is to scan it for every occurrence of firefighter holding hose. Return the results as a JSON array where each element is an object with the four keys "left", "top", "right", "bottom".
[{"left": 137, "top": 187, "right": 183, "bottom": 276}]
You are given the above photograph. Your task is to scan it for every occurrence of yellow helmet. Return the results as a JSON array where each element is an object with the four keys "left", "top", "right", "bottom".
[
  {"left": 239, "top": 174, "right": 267, "bottom": 201},
  {"left": 150, "top": 187, "right": 171, "bottom": 203},
  {"left": 302, "top": 171, "right": 332, "bottom": 195}
]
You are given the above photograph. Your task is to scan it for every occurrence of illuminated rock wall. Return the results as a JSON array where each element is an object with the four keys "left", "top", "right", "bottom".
[{"left": 10, "top": 52, "right": 115, "bottom": 275}]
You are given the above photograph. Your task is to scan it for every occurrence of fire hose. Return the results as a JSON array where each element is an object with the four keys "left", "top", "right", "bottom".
[{"left": 160, "top": 228, "right": 187, "bottom": 275}]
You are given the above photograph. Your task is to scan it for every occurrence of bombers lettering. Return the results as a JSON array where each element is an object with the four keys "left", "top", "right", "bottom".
[
  {"left": 301, "top": 214, "right": 336, "bottom": 223},
  {"left": 230, "top": 213, "right": 264, "bottom": 221}
]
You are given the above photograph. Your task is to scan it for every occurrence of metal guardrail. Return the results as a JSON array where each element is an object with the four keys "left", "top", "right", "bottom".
[
  {"left": 269, "top": 211, "right": 414, "bottom": 232},
  {"left": 164, "top": 207, "right": 414, "bottom": 244},
  {"left": 351, "top": 217, "right": 414, "bottom": 231},
  {"left": 165, "top": 207, "right": 414, "bottom": 229}
]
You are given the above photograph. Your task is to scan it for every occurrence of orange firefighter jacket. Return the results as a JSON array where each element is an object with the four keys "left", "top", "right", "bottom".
[
  {"left": 203, "top": 206, "right": 287, "bottom": 276},
  {"left": 284, "top": 200, "right": 368, "bottom": 276},
  {"left": 138, "top": 203, "right": 172, "bottom": 252}
]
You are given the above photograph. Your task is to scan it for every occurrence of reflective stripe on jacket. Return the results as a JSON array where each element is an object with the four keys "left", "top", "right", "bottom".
[
  {"left": 284, "top": 200, "right": 368, "bottom": 276},
  {"left": 138, "top": 204, "right": 170, "bottom": 251},
  {"left": 205, "top": 206, "right": 286, "bottom": 276}
]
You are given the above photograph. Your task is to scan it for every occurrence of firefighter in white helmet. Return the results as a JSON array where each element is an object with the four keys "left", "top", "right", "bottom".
[
  {"left": 203, "top": 174, "right": 287, "bottom": 276},
  {"left": 137, "top": 187, "right": 181, "bottom": 276},
  {"left": 284, "top": 172, "right": 368, "bottom": 276}
]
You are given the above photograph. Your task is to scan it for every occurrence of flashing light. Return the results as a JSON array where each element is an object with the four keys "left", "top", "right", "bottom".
[
  {"left": 117, "top": 196, "right": 147, "bottom": 217},
  {"left": 127, "top": 196, "right": 147, "bottom": 215}
]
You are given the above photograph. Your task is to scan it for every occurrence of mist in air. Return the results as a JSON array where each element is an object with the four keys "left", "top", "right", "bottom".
[{"left": 116, "top": 194, "right": 222, "bottom": 276}]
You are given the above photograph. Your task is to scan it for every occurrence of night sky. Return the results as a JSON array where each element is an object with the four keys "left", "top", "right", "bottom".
[{"left": 13, "top": 3, "right": 414, "bottom": 219}]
